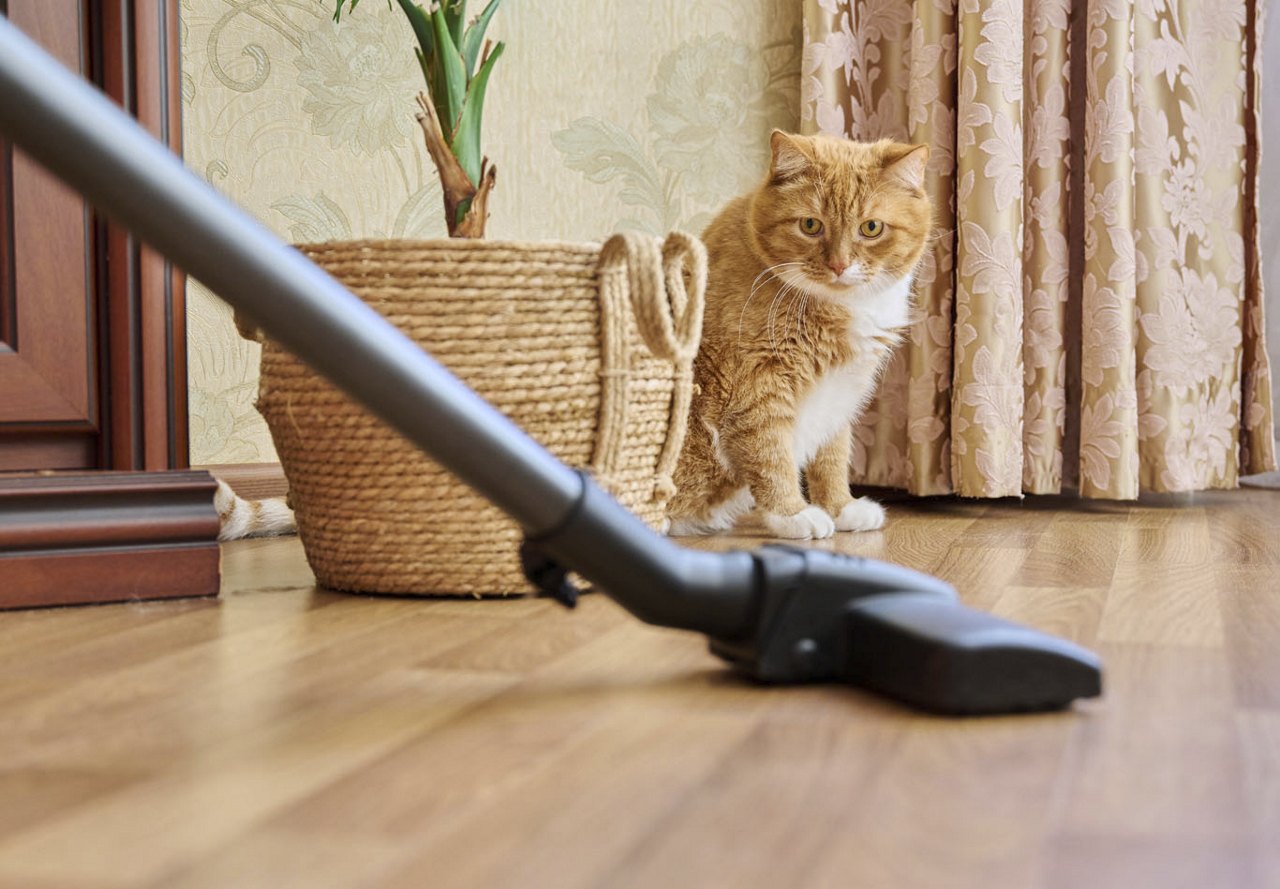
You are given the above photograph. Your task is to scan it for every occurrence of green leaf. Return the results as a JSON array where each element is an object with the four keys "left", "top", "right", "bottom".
[
  {"left": 391, "top": 0, "right": 434, "bottom": 70},
  {"left": 451, "top": 40, "right": 503, "bottom": 185},
  {"left": 331, "top": 0, "right": 380, "bottom": 22},
  {"left": 413, "top": 46, "right": 432, "bottom": 90},
  {"left": 334, "top": 0, "right": 403, "bottom": 22},
  {"left": 443, "top": 0, "right": 467, "bottom": 49},
  {"left": 431, "top": 5, "right": 468, "bottom": 137},
  {"left": 461, "top": 0, "right": 501, "bottom": 76}
]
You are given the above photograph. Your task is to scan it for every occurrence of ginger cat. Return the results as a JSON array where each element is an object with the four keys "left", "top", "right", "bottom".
[{"left": 667, "top": 131, "right": 931, "bottom": 540}]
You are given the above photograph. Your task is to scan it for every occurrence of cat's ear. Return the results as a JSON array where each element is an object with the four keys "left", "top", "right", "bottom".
[
  {"left": 883, "top": 144, "right": 930, "bottom": 191},
  {"left": 769, "top": 130, "right": 811, "bottom": 183}
]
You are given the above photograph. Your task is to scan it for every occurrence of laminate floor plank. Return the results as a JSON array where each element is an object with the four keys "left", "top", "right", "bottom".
[{"left": 0, "top": 491, "right": 1276, "bottom": 888}]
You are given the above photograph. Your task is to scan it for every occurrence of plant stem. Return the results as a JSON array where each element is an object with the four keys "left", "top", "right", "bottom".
[{"left": 414, "top": 91, "right": 492, "bottom": 237}]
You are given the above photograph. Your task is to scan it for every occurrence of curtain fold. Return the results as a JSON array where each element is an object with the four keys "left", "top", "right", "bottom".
[{"left": 802, "top": 0, "right": 1275, "bottom": 498}]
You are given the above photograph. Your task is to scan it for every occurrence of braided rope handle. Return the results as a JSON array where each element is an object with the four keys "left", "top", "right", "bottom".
[
  {"left": 595, "top": 232, "right": 707, "bottom": 503},
  {"left": 233, "top": 308, "right": 265, "bottom": 344},
  {"left": 599, "top": 231, "right": 706, "bottom": 364}
]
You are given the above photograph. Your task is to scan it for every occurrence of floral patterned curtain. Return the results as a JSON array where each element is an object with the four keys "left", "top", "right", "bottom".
[{"left": 803, "top": 0, "right": 1275, "bottom": 497}]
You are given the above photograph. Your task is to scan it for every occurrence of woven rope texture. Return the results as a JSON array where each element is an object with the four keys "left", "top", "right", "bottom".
[{"left": 256, "top": 235, "right": 705, "bottom": 595}]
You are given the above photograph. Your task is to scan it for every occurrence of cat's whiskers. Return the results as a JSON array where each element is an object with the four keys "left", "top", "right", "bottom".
[
  {"left": 783, "top": 266, "right": 852, "bottom": 303},
  {"left": 767, "top": 276, "right": 804, "bottom": 357},
  {"left": 750, "top": 273, "right": 794, "bottom": 354},
  {"left": 779, "top": 286, "right": 800, "bottom": 354},
  {"left": 789, "top": 288, "right": 809, "bottom": 350},
  {"left": 768, "top": 273, "right": 809, "bottom": 359},
  {"left": 796, "top": 288, "right": 813, "bottom": 347},
  {"left": 765, "top": 279, "right": 791, "bottom": 358},
  {"left": 796, "top": 280, "right": 817, "bottom": 348},
  {"left": 669, "top": 132, "right": 932, "bottom": 540},
  {"left": 749, "top": 261, "right": 802, "bottom": 292},
  {"left": 775, "top": 269, "right": 812, "bottom": 347},
  {"left": 740, "top": 261, "right": 803, "bottom": 346}
]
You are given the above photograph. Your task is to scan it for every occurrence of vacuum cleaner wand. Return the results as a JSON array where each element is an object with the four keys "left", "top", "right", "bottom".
[{"left": 0, "top": 17, "right": 1101, "bottom": 714}]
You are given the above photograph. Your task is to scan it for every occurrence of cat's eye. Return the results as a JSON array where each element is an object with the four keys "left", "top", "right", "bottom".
[
  {"left": 799, "top": 217, "right": 824, "bottom": 236},
  {"left": 859, "top": 219, "right": 885, "bottom": 238}
]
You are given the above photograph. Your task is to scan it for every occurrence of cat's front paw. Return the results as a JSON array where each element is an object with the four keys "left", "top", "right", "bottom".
[
  {"left": 763, "top": 506, "right": 836, "bottom": 540},
  {"left": 833, "top": 497, "right": 885, "bottom": 532}
]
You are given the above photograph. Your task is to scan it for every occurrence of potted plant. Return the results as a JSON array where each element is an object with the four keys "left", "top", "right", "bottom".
[
  {"left": 251, "top": 0, "right": 707, "bottom": 596},
  {"left": 332, "top": 0, "right": 501, "bottom": 237}
]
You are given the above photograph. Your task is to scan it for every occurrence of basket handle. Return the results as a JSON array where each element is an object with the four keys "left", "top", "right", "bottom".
[
  {"left": 599, "top": 231, "right": 706, "bottom": 364},
  {"left": 232, "top": 308, "right": 265, "bottom": 344},
  {"left": 595, "top": 232, "right": 707, "bottom": 504}
]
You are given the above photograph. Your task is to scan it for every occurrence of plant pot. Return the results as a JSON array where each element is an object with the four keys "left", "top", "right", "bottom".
[{"left": 254, "top": 233, "right": 705, "bottom": 596}]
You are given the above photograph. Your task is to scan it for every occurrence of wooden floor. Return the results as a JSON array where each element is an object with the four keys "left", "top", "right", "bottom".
[{"left": 1, "top": 489, "right": 1278, "bottom": 889}]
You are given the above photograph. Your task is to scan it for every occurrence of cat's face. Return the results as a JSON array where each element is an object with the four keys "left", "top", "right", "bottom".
[{"left": 748, "top": 132, "right": 932, "bottom": 300}]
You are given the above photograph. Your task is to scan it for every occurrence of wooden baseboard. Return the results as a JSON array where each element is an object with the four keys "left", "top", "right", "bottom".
[
  {"left": 0, "top": 470, "right": 221, "bottom": 609},
  {"left": 196, "top": 462, "right": 289, "bottom": 500}
]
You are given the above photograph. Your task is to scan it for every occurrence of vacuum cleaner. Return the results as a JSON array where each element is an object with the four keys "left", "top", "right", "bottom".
[{"left": 0, "top": 16, "right": 1101, "bottom": 715}]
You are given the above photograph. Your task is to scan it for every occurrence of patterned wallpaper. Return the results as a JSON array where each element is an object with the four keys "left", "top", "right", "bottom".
[
  {"left": 181, "top": 0, "right": 801, "bottom": 464},
  {"left": 1264, "top": 6, "right": 1280, "bottom": 432}
]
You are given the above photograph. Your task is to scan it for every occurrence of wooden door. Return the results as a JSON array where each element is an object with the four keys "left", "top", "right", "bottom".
[
  {"left": 0, "top": 0, "right": 98, "bottom": 471},
  {"left": 0, "top": 1, "right": 220, "bottom": 609},
  {"left": 0, "top": 0, "right": 188, "bottom": 473}
]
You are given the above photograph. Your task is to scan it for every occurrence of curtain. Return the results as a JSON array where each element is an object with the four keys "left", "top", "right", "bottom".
[{"left": 802, "top": 0, "right": 1275, "bottom": 498}]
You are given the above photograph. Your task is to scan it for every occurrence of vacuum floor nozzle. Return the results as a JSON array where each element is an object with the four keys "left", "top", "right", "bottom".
[{"left": 844, "top": 594, "right": 1103, "bottom": 714}]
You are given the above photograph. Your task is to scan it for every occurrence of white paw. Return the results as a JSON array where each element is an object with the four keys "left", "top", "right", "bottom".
[
  {"left": 763, "top": 506, "right": 836, "bottom": 540},
  {"left": 834, "top": 498, "right": 885, "bottom": 532}
]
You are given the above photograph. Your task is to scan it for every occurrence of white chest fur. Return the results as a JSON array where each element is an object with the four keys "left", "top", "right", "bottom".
[{"left": 791, "top": 273, "right": 912, "bottom": 468}]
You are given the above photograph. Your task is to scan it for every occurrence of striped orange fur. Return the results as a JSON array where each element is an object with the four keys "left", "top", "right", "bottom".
[{"left": 668, "top": 132, "right": 932, "bottom": 539}]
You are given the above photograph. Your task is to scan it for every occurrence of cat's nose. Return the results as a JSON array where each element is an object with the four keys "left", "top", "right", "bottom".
[{"left": 827, "top": 258, "right": 849, "bottom": 276}]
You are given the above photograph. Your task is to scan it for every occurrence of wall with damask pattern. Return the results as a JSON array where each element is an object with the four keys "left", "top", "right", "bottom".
[
  {"left": 1263, "top": 6, "right": 1280, "bottom": 435},
  {"left": 181, "top": 0, "right": 801, "bottom": 464}
]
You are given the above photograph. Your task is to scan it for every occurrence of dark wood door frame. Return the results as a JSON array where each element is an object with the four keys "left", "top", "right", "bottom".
[
  {"left": 0, "top": 0, "right": 188, "bottom": 474},
  {"left": 0, "top": 2, "right": 221, "bottom": 609},
  {"left": 96, "top": 0, "right": 189, "bottom": 471}
]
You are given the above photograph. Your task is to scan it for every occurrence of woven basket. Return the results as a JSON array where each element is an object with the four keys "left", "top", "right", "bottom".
[{"left": 254, "top": 233, "right": 705, "bottom": 596}]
